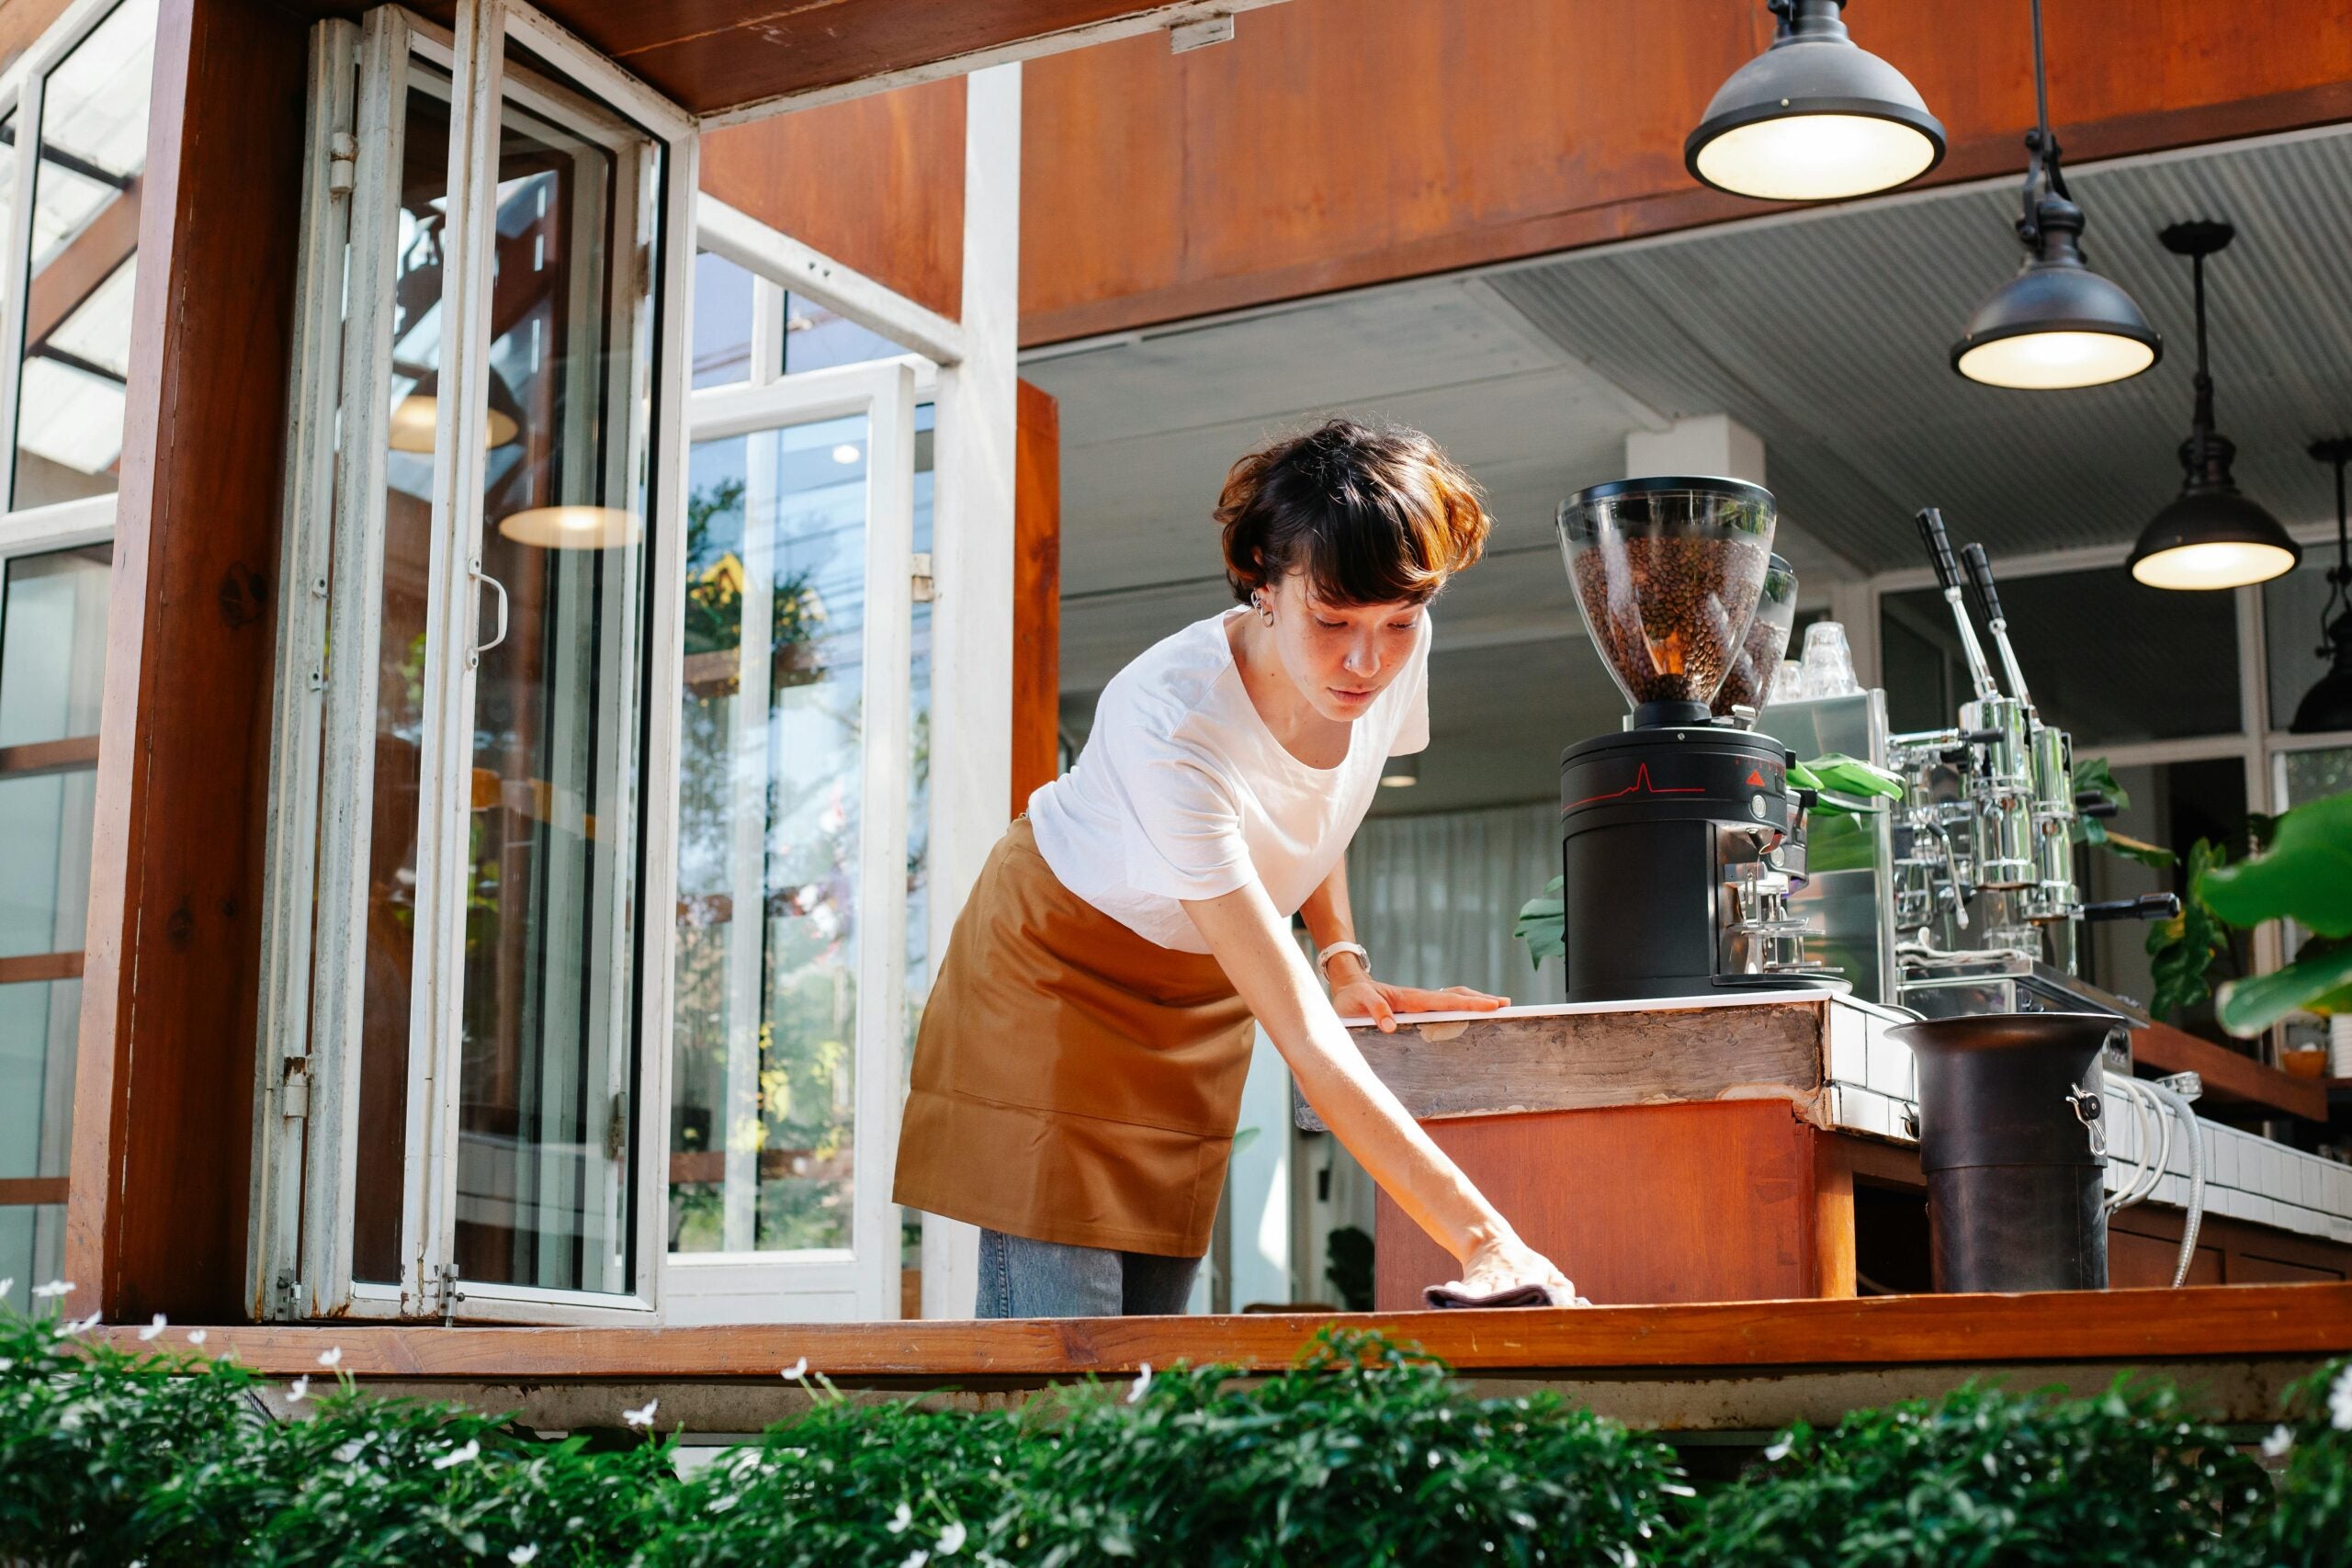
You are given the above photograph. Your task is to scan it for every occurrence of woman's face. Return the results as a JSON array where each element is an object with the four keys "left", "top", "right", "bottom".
[{"left": 1260, "top": 570, "right": 1424, "bottom": 723}]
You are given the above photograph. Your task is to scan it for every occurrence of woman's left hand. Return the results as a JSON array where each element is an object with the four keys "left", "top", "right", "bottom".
[{"left": 1329, "top": 975, "right": 1509, "bottom": 1032}]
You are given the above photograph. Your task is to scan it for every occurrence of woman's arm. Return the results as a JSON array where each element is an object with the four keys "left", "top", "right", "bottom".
[
  {"left": 1184, "top": 877, "right": 1573, "bottom": 1298},
  {"left": 1297, "top": 859, "right": 1509, "bottom": 1032}
]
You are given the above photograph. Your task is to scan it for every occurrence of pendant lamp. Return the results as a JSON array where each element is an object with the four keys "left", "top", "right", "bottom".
[
  {"left": 1685, "top": 0, "right": 1944, "bottom": 202},
  {"left": 2125, "top": 222, "right": 2300, "bottom": 592},
  {"left": 389, "top": 365, "right": 526, "bottom": 454},
  {"left": 2289, "top": 437, "right": 2352, "bottom": 734},
  {"left": 1951, "top": 0, "right": 2159, "bottom": 389}
]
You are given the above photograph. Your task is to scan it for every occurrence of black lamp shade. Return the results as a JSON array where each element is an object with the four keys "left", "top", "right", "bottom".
[
  {"left": 1686, "top": 1, "right": 1944, "bottom": 202},
  {"left": 1951, "top": 205, "right": 2162, "bottom": 389},
  {"left": 2126, "top": 435, "right": 2301, "bottom": 591},
  {"left": 2290, "top": 622, "right": 2352, "bottom": 734}
]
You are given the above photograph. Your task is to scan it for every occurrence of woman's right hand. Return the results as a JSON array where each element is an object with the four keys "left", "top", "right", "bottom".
[{"left": 1442, "top": 1232, "right": 1579, "bottom": 1305}]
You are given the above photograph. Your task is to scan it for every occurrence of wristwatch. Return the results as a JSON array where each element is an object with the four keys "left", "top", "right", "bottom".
[{"left": 1316, "top": 941, "right": 1369, "bottom": 981}]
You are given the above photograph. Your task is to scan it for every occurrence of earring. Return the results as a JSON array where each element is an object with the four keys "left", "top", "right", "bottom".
[{"left": 1254, "top": 592, "right": 1274, "bottom": 626}]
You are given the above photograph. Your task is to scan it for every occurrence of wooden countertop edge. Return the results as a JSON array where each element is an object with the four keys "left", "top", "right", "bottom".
[{"left": 82, "top": 1282, "right": 2352, "bottom": 1381}]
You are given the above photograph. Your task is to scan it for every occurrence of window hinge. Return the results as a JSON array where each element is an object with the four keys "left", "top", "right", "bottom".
[
  {"left": 327, "top": 131, "right": 358, "bottom": 197},
  {"left": 435, "top": 1262, "right": 464, "bottom": 1326},
  {"left": 279, "top": 1056, "right": 311, "bottom": 1121},
  {"left": 276, "top": 1270, "right": 302, "bottom": 1318},
  {"left": 910, "top": 551, "right": 935, "bottom": 603}
]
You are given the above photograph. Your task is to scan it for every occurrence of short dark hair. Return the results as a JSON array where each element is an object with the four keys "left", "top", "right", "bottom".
[{"left": 1216, "top": 418, "right": 1491, "bottom": 606}]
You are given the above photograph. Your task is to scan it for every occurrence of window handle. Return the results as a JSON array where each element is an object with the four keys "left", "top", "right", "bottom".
[{"left": 469, "top": 557, "right": 508, "bottom": 670}]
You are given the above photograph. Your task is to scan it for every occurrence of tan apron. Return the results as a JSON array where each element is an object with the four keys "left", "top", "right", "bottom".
[{"left": 891, "top": 818, "right": 1255, "bottom": 1257}]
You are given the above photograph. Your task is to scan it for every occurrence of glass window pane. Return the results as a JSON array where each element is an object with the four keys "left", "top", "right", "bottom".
[
  {"left": 351, "top": 69, "right": 456, "bottom": 1286},
  {"left": 0, "top": 1203, "right": 65, "bottom": 1311},
  {"left": 782, "top": 291, "right": 906, "bottom": 376},
  {"left": 673, "top": 411, "right": 871, "bottom": 1255},
  {"left": 0, "top": 545, "right": 107, "bottom": 962},
  {"left": 13, "top": 0, "right": 157, "bottom": 509},
  {"left": 691, "top": 249, "right": 754, "bottom": 389},
  {"left": 450, "top": 88, "right": 656, "bottom": 1295},
  {"left": 1880, "top": 566, "right": 2239, "bottom": 744},
  {"left": 2281, "top": 746, "right": 2352, "bottom": 806},
  {"left": 2264, "top": 551, "right": 2350, "bottom": 734},
  {"left": 0, "top": 979, "right": 77, "bottom": 1180},
  {"left": 2077, "top": 757, "right": 2251, "bottom": 1038}
]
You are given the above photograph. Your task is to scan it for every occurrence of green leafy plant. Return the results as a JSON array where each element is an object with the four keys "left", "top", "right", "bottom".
[
  {"left": 2256, "top": 1358, "right": 2352, "bottom": 1567},
  {"left": 2199, "top": 790, "right": 2352, "bottom": 1037},
  {"left": 1515, "top": 873, "right": 1566, "bottom": 968},
  {"left": 2147, "top": 837, "right": 2235, "bottom": 1022},
  {"left": 2072, "top": 756, "right": 2178, "bottom": 870},
  {"left": 1672, "top": 1377, "right": 2267, "bottom": 1568}
]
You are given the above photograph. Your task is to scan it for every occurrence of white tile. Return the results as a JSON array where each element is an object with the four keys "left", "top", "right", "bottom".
[
  {"left": 2210, "top": 1131, "right": 2239, "bottom": 1190},
  {"left": 2208, "top": 1185, "right": 2251, "bottom": 1222},
  {"left": 1826, "top": 1010, "right": 1867, "bottom": 1086}
]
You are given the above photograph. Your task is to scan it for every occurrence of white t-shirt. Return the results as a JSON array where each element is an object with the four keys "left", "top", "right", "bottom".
[{"left": 1027, "top": 606, "right": 1431, "bottom": 953}]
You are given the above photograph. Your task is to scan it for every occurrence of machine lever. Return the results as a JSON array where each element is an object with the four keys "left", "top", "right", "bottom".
[
  {"left": 2076, "top": 796, "right": 2120, "bottom": 819},
  {"left": 1917, "top": 507, "right": 1962, "bottom": 592},
  {"left": 1961, "top": 542, "right": 2006, "bottom": 628},
  {"left": 2080, "top": 893, "right": 2180, "bottom": 922}
]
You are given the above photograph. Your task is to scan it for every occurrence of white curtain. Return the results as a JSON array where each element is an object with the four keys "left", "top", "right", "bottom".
[{"left": 1343, "top": 802, "right": 1566, "bottom": 1005}]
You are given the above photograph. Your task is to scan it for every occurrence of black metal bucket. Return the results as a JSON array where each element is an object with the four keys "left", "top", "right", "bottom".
[{"left": 1884, "top": 1012, "right": 2116, "bottom": 1293}]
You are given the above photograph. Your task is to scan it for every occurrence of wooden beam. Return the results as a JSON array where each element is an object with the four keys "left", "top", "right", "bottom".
[
  {"left": 1010, "top": 377, "right": 1059, "bottom": 812},
  {"left": 22, "top": 179, "right": 141, "bottom": 352},
  {"left": 0, "top": 734, "right": 99, "bottom": 778},
  {"left": 82, "top": 1280, "right": 2352, "bottom": 1379},
  {"left": 0, "top": 1177, "right": 68, "bottom": 1205},
  {"left": 68, "top": 0, "right": 310, "bottom": 1324},
  {"left": 0, "top": 952, "right": 83, "bottom": 985},
  {"left": 2134, "top": 1021, "right": 2327, "bottom": 1122}
]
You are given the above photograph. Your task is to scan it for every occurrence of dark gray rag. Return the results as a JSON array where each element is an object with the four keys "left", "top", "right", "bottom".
[{"left": 1421, "top": 1282, "right": 1588, "bottom": 1309}]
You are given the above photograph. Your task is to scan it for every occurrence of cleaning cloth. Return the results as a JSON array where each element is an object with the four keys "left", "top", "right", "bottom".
[{"left": 1421, "top": 1282, "right": 1589, "bottom": 1309}]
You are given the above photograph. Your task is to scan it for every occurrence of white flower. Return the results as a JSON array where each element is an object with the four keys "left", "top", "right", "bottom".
[
  {"left": 1762, "top": 1435, "right": 1793, "bottom": 1462},
  {"left": 937, "top": 1521, "right": 967, "bottom": 1556},
  {"left": 287, "top": 1375, "right": 311, "bottom": 1404},
  {"left": 888, "top": 1502, "right": 913, "bottom": 1534},
  {"left": 623, "top": 1399, "right": 659, "bottom": 1429},
  {"left": 63, "top": 1313, "right": 102, "bottom": 1336},
  {"left": 1125, "top": 1362, "right": 1152, "bottom": 1404},
  {"left": 899, "top": 1553, "right": 929, "bottom": 1568},
  {"left": 187, "top": 1330, "right": 207, "bottom": 1346},
  {"left": 431, "top": 1438, "right": 481, "bottom": 1471},
  {"left": 2330, "top": 1367, "right": 2352, "bottom": 1433},
  {"left": 780, "top": 1356, "right": 808, "bottom": 1381},
  {"left": 0, "top": 1279, "right": 12, "bottom": 1298},
  {"left": 29, "top": 1280, "right": 72, "bottom": 1299},
  {"left": 138, "top": 1314, "right": 167, "bottom": 1342},
  {"left": 318, "top": 1346, "right": 343, "bottom": 1369},
  {"left": 509, "top": 1548, "right": 539, "bottom": 1565},
  {"left": 2262, "top": 1424, "right": 2296, "bottom": 1458}
]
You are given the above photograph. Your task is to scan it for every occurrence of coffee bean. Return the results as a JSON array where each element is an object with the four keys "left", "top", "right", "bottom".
[
  {"left": 1571, "top": 532, "right": 1770, "bottom": 706},
  {"left": 1713, "top": 605, "right": 1796, "bottom": 716}
]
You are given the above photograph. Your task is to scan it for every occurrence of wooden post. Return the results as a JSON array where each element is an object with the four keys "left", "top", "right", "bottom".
[
  {"left": 1011, "top": 378, "right": 1060, "bottom": 811},
  {"left": 67, "top": 0, "right": 310, "bottom": 1322}
]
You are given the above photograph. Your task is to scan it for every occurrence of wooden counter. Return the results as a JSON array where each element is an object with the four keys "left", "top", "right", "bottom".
[{"left": 1322, "top": 994, "right": 2352, "bottom": 1312}]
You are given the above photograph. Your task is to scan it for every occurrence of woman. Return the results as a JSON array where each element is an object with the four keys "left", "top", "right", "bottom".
[{"left": 893, "top": 418, "right": 1575, "bottom": 1318}]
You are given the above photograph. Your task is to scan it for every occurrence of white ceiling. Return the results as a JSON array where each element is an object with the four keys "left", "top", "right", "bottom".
[{"left": 1023, "top": 125, "right": 2352, "bottom": 817}]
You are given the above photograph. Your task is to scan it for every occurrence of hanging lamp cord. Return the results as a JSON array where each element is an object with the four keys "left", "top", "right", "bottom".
[
  {"left": 2324, "top": 451, "right": 2351, "bottom": 653},
  {"left": 2188, "top": 249, "right": 2214, "bottom": 472},
  {"left": 2016, "top": 0, "right": 2071, "bottom": 244}
]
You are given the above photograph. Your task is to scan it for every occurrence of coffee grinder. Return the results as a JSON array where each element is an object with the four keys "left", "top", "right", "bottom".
[{"left": 1555, "top": 476, "right": 1842, "bottom": 1003}]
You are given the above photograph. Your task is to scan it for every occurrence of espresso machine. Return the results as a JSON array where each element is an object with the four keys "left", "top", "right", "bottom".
[
  {"left": 1554, "top": 476, "right": 1845, "bottom": 1003},
  {"left": 1888, "top": 509, "right": 2177, "bottom": 1021}
]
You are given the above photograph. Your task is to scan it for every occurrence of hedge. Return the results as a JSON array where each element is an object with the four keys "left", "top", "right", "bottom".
[{"left": 0, "top": 1306, "right": 2346, "bottom": 1566}]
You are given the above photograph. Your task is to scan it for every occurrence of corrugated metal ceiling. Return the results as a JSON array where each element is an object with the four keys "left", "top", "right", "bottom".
[{"left": 1489, "top": 127, "right": 2352, "bottom": 572}]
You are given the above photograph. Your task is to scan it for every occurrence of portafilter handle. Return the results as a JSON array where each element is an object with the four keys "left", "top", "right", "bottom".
[{"left": 2080, "top": 892, "right": 2181, "bottom": 923}]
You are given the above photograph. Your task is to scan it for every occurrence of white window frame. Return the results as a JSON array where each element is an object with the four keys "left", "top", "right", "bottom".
[
  {"left": 251, "top": 0, "right": 699, "bottom": 1326},
  {"left": 664, "top": 356, "right": 916, "bottom": 1324}
]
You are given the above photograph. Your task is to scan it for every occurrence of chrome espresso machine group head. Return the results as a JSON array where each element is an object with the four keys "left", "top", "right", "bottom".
[
  {"left": 1553, "top": 476, "right": 1842, "bottom": 1003},
  {"left": 1890, "top": 509, "right": 2176, "bottom": 994}
]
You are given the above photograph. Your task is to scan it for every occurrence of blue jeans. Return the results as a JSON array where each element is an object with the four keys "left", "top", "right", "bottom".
[{"left": 975, "top": 1227, "right": 1202, "bottom": 1318}]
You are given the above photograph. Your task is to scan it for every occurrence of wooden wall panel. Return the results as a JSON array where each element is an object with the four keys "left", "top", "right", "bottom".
[
  {"left": 1014, "top": 0, "right": 2352, "bottom": 343},
  {"left": 1373, "top": 1100, "right": 1829, "bottom": 1311},
  {"left": 699, "top": 77, "right": 966, "bottom": 321},
  {"left": 1011, "top": 378, "right": 1061, "bottom": 811},
  {"left": 68, "top": 0, "right": 309, "bottom": 1322}
]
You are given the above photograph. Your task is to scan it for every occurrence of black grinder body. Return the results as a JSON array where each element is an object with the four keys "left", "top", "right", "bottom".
[{"left": 1557, "top": 723, "right": 1794, "bottom": 1004}]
